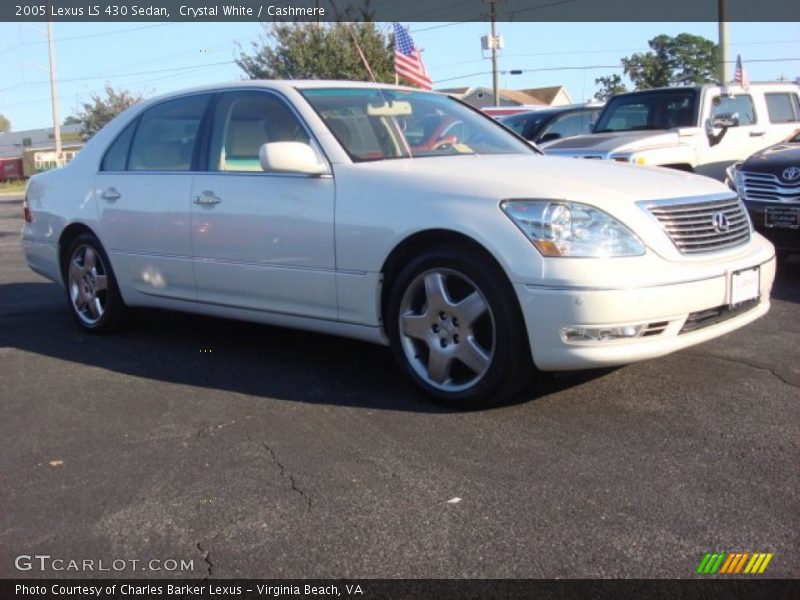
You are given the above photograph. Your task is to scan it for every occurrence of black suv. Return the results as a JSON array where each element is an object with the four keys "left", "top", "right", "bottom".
[{"left": 728, "top": 130, "right": 800, "bottom": 260}]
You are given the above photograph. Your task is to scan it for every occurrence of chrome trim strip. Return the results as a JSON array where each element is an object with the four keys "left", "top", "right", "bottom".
[{"left": 109, "top": 249, "right": 366, "bottom": 275}]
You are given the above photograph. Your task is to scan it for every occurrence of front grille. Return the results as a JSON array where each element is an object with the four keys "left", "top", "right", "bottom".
[
  {"left": 740, "top": 171, "right": 800, "bottom": 204},
  {"left": 679, "top": 298, "right": 759, "bottom": 334},
  {"left": 647, "top": 197, "right": 751, "bottom": 255}
]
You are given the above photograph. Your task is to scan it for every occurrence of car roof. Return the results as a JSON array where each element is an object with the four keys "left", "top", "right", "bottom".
[
  {"left": 500, "top": 105, "right": 601, "bottom": 119},
  {"left": 141, "top": 79, "right": 430, "bottom": 104}
]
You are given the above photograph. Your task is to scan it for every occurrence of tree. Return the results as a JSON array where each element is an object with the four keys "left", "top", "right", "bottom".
[
  {"left": 236, "top": 22, "right": 395, "bottom": 83},
  {"left": 0, "top": 114, "right": 10, "bottom": 133},
  {"left": 594, "top": 74, "right": 627, "bottom": 102},
  {"left": 66, "top": 85, "right": 144, "bottom": 139},
  {"left": 621, "top": 33, "right": 717, "bottom": 89}
]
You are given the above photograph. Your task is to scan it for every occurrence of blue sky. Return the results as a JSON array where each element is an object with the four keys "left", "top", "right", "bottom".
[{"left": 0, "top": 20, "right": 798, "bottom": 131}]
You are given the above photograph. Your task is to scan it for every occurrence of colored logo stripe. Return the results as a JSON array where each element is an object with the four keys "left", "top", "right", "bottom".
[{"left": 697, "top": 552, "right": 773, "bottom": 574}]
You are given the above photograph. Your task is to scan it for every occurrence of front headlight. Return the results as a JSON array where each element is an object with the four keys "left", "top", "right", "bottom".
[{"left": 501, "top": 200, "right": 646, "bottom": 257}]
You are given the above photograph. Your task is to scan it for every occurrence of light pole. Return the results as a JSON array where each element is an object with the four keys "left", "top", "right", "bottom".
[
  {"left": 718, "top": 0, "right": 729, "bottom": 83},
  {"left": 46, "top": 18, "right": 62, "bottom": 167}
]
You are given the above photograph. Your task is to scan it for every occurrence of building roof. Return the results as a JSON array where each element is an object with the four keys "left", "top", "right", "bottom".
[
  {"left": 519, "top": 86, "right": 572, "bottom": 105},
  {"left": 437, "top": 85, "right": 573, "bottom": 107},
  {"left": 0, "top": 124, "right": 82, "bottom": 159}
]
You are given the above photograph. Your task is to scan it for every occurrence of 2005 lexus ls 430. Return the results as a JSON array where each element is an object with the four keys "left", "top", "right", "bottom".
[{"left": 21, "top": 81, "right": 776, "bottom": 406}]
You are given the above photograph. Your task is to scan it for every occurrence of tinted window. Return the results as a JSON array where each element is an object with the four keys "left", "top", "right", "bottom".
[
  {"left": 101, "top": 119, "right": 137, "bottom": 171},
  {"left": 545, "top": 111, "right": 595, "bottom": 139},
  {"left": 499, "top": 112, "right": 549, "bottom": 138},
  {"left": 765, "top": 93, "right": 800, "bottom": 123},
  {"left": 128, "top": 94, "right": 211, "bottom": 171},
  {"left": 711, "top": 95, "right": 756, "bottom": 126},
  {"left": 209, "top": 92, "right": 310, "bottom": 172},
  {"left": 595, "top": 90, "right": 697, "bottom": 132}
]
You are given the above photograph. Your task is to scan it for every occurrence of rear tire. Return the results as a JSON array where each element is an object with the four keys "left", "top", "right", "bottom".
[
  {"left": 63, "top": 233, "right": 128, "bottom": 333},
  {"left": 386, "top": 244, "right": 532, "bottom": 408}
]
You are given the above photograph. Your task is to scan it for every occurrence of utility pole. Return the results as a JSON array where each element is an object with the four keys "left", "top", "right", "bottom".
[
  {"left": 481, "top": 0, "right": 503, "bottom": 105},
  {"left": 46, "top": 18, "right": 62, "bottom": 167},
  {"left": 490, "top": 1, "right": 499, "bottom": 105},
  {"left": 718, "top": 0, "right": 729, "bottom": 83}
]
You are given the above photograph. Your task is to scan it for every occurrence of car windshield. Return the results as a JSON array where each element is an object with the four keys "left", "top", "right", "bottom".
[
  {"left": 594, "top": 90, "right": 698, "bottom": 133},
  {"left": 300, "top": 87, "right": 534, "bottom": 162}
]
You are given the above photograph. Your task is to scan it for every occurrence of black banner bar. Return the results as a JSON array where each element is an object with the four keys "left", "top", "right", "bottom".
[
  {"left": 3, "top": 0, "right": 800, "bottom": 23},
  {"left": 3, "top": 579, "right": 800, "bottom": 600}
]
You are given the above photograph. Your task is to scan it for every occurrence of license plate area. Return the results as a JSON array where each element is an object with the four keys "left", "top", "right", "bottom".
[
  {"left": 730, "top": 267, "right": 760, "bottom": 306},
  {"left": 765, "top": 206, "right": 800, "bottom": 229}
]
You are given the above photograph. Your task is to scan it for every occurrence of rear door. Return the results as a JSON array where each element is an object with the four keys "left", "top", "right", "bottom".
[{"left": 95, "top": 93, "right": 212, "bottom": 301}]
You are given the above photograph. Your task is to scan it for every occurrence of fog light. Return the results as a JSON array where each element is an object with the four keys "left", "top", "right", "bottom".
[{"left": 561, "top": 324, "right": 646, "bottom": 344}]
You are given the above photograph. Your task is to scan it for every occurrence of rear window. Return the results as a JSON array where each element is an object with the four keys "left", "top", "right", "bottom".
[
  {"left": 765, "top": 92, "right": 800, "bottom": 123},
  {"left": 127, "top": 94, "right": 211, "bottom": 171}
]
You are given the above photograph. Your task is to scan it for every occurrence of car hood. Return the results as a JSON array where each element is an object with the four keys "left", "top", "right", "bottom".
[
  {"left": 542, "top": 130, "right": 681, "bottom": 154},
  {"left": 740, "top": 142, "right": 800, "bottom": 176},
  {"left": 346, "top": 154, "right": 727, "bottom": 205}
]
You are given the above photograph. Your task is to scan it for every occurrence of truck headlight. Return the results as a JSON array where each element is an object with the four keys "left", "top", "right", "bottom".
[{"left": 501, "top": 200, "right": 646, "bottom": 257}]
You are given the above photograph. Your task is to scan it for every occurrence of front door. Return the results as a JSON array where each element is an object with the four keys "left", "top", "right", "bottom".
[{"left": 190, "top": 90, "right": 337, "bottom": 320}]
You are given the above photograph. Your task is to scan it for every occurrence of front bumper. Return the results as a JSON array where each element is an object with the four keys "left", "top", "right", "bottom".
[{"left": 515, "top": 247, "right": 776, "bottom": 371}]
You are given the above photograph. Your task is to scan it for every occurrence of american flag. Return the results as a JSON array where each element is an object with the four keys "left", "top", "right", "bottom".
[
  {"left": 393, "top": 23, "right": 432, "bottom": 90},
  {"left": 734, "top": 54, "right": 749, "bottom": 90}
]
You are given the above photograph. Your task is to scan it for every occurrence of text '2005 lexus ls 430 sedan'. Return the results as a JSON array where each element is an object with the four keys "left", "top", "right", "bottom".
[{"left": 21, "top": 81, "right": 776, "bottom": 407}]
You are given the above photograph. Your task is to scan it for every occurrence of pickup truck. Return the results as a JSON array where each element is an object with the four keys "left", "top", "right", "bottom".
[{"left": 542, "top": 82, "right": 800, "bottom": 181}]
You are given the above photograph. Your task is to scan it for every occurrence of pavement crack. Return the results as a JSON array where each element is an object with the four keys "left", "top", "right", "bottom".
[
  {"left": 248, "top": 433, "right": 312, "bottom": 511},
  {"left": 196, "top": 541, "right": 213, "bottom": 579},
  {"left": 683, "top": 352, "right": 799, "bottom": 388}
]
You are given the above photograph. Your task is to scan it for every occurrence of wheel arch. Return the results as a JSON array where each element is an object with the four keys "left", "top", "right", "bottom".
[
  {"left": 378, "top": 228, "right": 517, "bottom": 330},
  {"left": 58, "top": 222, "right": 99, "bottom": 282}
]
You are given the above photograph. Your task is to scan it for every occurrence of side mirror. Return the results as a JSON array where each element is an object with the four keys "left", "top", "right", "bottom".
[
  {"left": 259, "top": 142, "right": 328, "bottom": 175},
  {"left": 537, "top": 132, "right": 562, "bottom": 144},
  {"left": 708, "top": 112, "right": 739, "bottom": 129}
]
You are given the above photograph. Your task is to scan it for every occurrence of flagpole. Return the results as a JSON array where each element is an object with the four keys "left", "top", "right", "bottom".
[{"left": 344, "top": 21, "right": 377, "bottom": 83}]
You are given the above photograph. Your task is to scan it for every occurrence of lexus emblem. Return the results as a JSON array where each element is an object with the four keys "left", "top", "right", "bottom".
[
  {"left": 782, "top": 166, "right": 800, "bottom": 182},
  {"left": 712, "top": 212, "right": 730, "bottom": 233}
]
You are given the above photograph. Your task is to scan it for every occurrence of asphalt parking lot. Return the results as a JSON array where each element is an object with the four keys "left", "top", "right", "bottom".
[{"left": 0, "top": 192, "right": 798, "bottom": 579}]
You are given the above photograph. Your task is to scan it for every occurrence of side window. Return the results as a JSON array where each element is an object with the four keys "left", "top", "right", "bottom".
[
  {"left": 128, "top": 94, "right": 211, "bottom": 171},
  {"left": 545, "top": 113, "right": 588, "bottom": 139},
  {"left": 711, "top": 95, "right": 757, "bottom": 126},
  {"left": 765, "top": 93, "right": 800, "bottom": 123},
  {"left": 209, "top": 92, "right": 309, "bottom": 172},
  {"left": 101, "top": 119, "right": 137, "bottom": 171}
]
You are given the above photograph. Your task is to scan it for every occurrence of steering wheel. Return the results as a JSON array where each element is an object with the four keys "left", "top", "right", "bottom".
[{"left": 430, "top": 135, "right": 458, "bottom": 151}]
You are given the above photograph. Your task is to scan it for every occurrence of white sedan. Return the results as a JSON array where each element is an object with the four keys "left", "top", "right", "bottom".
[{"left": 22, "top": 81, "right": 776, "bottom": 407}]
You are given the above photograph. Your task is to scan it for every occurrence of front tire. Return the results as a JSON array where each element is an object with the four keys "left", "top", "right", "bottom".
[
  {"left": 63, "top": 233, "right": 128, "bottom": 333},
  {"left": 387, "top": 245, "right": 532, "bottom": 408}
]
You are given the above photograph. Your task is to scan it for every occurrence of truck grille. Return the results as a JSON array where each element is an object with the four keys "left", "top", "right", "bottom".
[
  {"left": 647, "top": 197, "right": 750, "bottom": 255},
  {"left": 739, "top": 171, "right": 800, "bottom": 204}
]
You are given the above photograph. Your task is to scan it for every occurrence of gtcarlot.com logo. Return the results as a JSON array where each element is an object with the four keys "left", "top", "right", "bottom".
[
  {"left": 696, "top": 552, "right": 773, "bottom": 574},
  {"left": 14, "top": 554, "right": 194, "bottom": 572}
]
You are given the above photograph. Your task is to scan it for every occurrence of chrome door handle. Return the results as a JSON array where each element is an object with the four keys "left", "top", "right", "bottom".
[
  {"left": 749, "top": 131, "right": 766, "bottom": 137},
  {"left": 194, "top": 192, "right": 221, "bottom": 206},
  {"left": 101, "top": 188, "right": 121, "bottom": 201}
]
